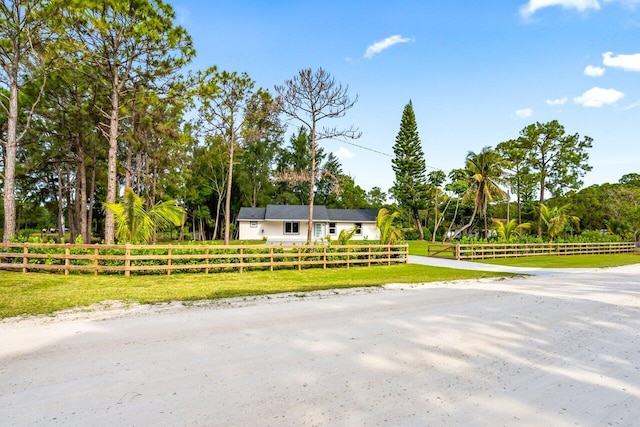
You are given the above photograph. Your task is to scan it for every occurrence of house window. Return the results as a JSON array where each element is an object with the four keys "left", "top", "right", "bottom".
[
  {"left": 329, "top": 222, "right": 336, "bottom": 234},
  {"left": 284, "top": 221, "right": 300, "bottom": 235},
  {"left": 250, "top": 221, "right": 258, "bottom": 228},
  {"left": 355, "top": 223, "right": 362, "bottom": 235}
]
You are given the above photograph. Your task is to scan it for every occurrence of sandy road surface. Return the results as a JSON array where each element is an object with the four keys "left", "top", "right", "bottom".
[{"left": 1, "top": 263, "right": 640, "bottom": 426}]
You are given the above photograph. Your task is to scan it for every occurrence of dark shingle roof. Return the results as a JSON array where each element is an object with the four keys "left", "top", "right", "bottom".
[
  {"left": 265, "top": 205, "right": 330, "bottom": 221},
  {"left": 238, "top": 205, "right": 378, "bottom": 222},
  {"left": 328, "top": 209, "right": 378, "bottom": 222},
  {"left": 237, "top": 207, "right": 266, "bottom": 220}
]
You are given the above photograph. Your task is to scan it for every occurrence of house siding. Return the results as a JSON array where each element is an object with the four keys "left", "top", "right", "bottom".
[
  {"left": 238, "top": 221, "right": 263, "bottom": 240},
  {"left": 328, "top": 222, "right": 379, "bottom": 241}
]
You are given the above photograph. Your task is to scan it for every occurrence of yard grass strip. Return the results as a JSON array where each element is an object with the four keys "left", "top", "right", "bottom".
[
  {"left": 0, "top": 264, "right": 512, "bottom": 319},
  {"left": 475, "top": 253, "right": 640, "bottom": 268}
]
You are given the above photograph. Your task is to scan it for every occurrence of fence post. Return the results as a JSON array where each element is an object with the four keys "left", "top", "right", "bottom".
[
  {"left": 94, "top": 248, "right": 99, "bottom": 276},
  {"left": 65, "top": 246, "right": 70, "bottom": 276},
  {"left": 239, "top": 248, "right": 244, "bottom": 273},
  {"left": 297, "top": 247, "right": 301, "bottom": 271},
  {"left": 22, "top": 245, "right": 28, "bottom": 273},
  {"left": 455, "top": 244, "right": 460, "bottom": 260},
  {"left": 324, "top": 246, "right": 327, "bottom": 269},
  {"left": 167, "top": 247, "right": 172, "bottom": 276},
  {"left": 125, "top": 244, "right": 131, "bottom": 277},
  {"left": 205, "top": 248, "right": 210, "bottom": 274},
  {"left": 270, "top": 247, "right": 274, "bottom": 272}
]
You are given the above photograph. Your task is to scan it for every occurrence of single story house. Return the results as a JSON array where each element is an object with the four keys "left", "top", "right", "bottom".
[{"left": 237, "top": 204, "right": 379, "bottom": 243}]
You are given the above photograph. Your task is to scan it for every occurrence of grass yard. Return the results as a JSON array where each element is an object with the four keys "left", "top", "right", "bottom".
[
  {"left": 475, "top": 253, "right": 640, "bottom": 268},
  {"left": 0, "top": 264, "right": 512, "bottom": 319}
]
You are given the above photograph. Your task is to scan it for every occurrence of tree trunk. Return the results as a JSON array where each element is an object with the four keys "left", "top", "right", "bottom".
[
  {"left": 224, "top": 129, "right": 235, "bottom": 245},
  {"left": 151, "top": 161, "right": 158, "bottom": 207},
  {"left": 414, "top": 208, "right": 424, "bottom": 240},
  {"left": 66, "top": 169, "right": 76, "bottom": 242},
  {"left": 125, "top": 144, "right": 132, "bottom": 190},
  {"left": 538, "top": 173, "right": 545, "bottom": 237},
  {"left": 307, "top": 133, "right": 317, "bottom": 243},
  {"left": 76, "top": 145, "right": 88, "bottom": 243},
  {"left": 516, "top": 174, "right": 522, "bottom": 225},
  {"left": 125, "top": 97, "right": 136, "bottom": 190},
  {"left": 136, "top": 151, "right": 144, "bottom": 196},
  {"left": 87, "top": 150, "right": 97, "bottom": 242},
  {"left": 213, "top": 194, "right": 223, "bottom": 241},
  {"left": 444, "top": 198, "right": 460, "bottom": 242},
  {"left": 483, "top": 212, "right": 488, "bottom": 240},
  {"left": 434, "top": 197, "right": 452, "bottom": 243},
  {"left": 54, "top": 167, "right": 64, "bottom": 242},
  {"left": 432, "top": 191, "right": 438, "bottom": 242},
  {"left": 449, "top": 205, "right": 478, "bottom": 241},
  {"left": 252, "top": 185, "right": 258, "bottom": 208},
  {"left": 3, "top": 64, "right": 19, "bottom": 243},
  {"left": 104, "top": 81, "right": 120, "bottom": 244}
]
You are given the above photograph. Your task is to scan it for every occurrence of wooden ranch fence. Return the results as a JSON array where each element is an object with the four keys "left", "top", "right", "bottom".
[
  {"left": 0, "top": 243, "right": 409, "bottom": 276},
  {"left": 454, "top": 241, "right": 637, "bottom": 260}
]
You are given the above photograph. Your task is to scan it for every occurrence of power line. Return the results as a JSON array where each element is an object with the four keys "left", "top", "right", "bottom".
[{"left": 338, "top": 139, "right": 447, "bottom": 173}]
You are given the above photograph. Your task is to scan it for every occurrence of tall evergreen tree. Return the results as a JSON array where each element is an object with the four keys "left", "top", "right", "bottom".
[
  {"left": 391, "top": 101, "right": 429, "bottom": 239},
  {"left": 0, "top": 0, "right": 62, "bottom": 242}
]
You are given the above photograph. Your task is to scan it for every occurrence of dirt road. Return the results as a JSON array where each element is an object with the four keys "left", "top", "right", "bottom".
[{"left": 2, "top": 263, "right": 639, "bottom": 426}]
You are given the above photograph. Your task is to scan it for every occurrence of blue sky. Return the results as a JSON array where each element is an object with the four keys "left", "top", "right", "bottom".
[{"left": 170, "top": 0, "right": 640, "bottom": 194}]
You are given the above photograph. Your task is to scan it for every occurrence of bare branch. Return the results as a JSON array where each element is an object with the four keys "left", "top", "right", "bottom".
[
  {"left": 16, "top": 74, "right": 47, "bottom": 143},
  {"left": 274, "top": 168, "right": 310, "bottom": 185}
]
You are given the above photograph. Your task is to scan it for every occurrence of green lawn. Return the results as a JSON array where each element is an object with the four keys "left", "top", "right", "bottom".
[
  {"left": 0, "top": 264, "right": 512, "bottom": 319},
  {"left": 475, "top": 253, "right": 640, "bottom": 268}
]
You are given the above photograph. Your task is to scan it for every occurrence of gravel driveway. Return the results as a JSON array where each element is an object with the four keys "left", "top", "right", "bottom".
[{"left": 1, "top": 260, "right": 639, "bottom": 426}]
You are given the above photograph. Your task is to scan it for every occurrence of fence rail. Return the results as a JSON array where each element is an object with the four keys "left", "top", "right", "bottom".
[
  {"left": 455, "top": 241, "right": 637, "bottom": 260},
  {"left": 0, "top": 243, "right": 408, "bottom": 276}
]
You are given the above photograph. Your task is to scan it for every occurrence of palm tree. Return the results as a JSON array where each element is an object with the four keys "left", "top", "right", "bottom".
[
  {"left": 376, "top": 208, "right": 403, "bottom": 244},
  {"left": 450, "top": 147, "right": 508, "bottom": 240},
  {"left": 539, "top": 203, "right": 580, "bottom": 241},
  {"left": 103, "top": 188, "right": 185, "bottom": 243},
  {"left": 491, "top": 219, "right": 531, "bottom": 241},
  {"left": 337, "top": 226, "right": 358, "bottom": 245}
]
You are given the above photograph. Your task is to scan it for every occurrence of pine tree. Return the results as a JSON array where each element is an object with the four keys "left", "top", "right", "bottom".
[{"left": 391, "top": 101, "right": 429, "bottom": 240}]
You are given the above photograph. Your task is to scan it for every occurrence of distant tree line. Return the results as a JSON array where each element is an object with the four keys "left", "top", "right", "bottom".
[{"left": 390, "top": 102, "right": 639, "bottom": 242}]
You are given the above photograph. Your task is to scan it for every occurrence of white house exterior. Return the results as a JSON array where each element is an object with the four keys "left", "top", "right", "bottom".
[{"left": 237, "top": 205, "right": 379, "bottom": 243}]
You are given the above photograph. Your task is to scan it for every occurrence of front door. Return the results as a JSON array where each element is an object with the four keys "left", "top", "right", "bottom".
[{"left": 314, "top": 223, "right": 326, "bottom": 240}]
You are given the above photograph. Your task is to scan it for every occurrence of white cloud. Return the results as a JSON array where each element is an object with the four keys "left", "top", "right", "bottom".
[
  {"left": 622, "top": 100, "right": 640, "bottom": 111},
  {"left": 584, "top": 65, "right": 605, "bottom": 76},
  {"left": 364, "top": 35, "right": 412, "bottom": 59},
  {"left": 515, "top": 108, "right": 533, "bottom": 118},
  {"left": 602, "top": 51, "right": 640, "bottom": 71},
  {"left": 334, "top": 147, "right": 355, "bottom": 160},
  {"left": 546, "top": 97, "right": 568, "bottom": 106},
  {"left": 573, "top": 87, "right": 624, "bottom": 107},
  {"left": 520, "top": 0, "right": 600, "bottom": 17}
]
